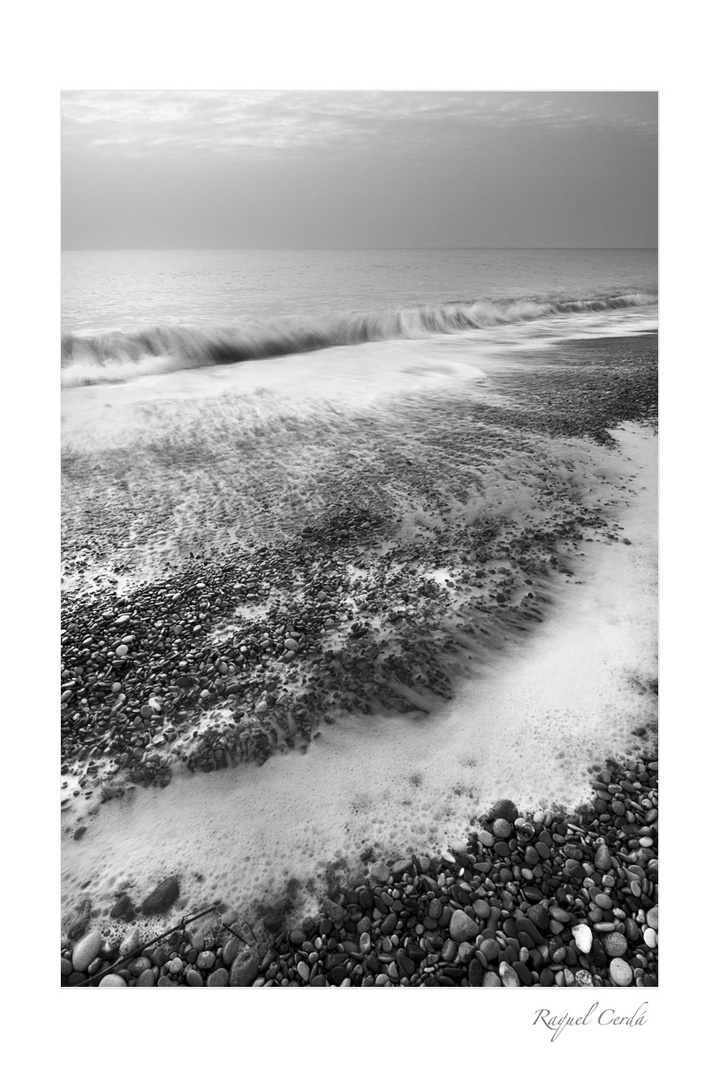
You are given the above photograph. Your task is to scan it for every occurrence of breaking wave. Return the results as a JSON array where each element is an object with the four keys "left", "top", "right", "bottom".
[{"left": 61, "top": 291, "right": 657, "bottom": 386}]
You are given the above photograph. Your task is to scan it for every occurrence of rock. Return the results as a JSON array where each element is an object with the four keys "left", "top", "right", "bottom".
[
  {"left": 449, "top": 910, "right": 481, "bottom": 943},
  {"left": 120, "top": 927, "right": 140, "bottom": 957},
  {"left": 98, "top": 974, "right": 126, "bottom": 986},
  {"left": 468, "top": 959, "right": 484, "bottom": 986},
  {"left": 197, "top": 950, "right": 216, "bottom": 970},
  {"left": 478, "top": 830, "right": 495, "bottom": 848},
  {"left": 136, "top": 969, "right": 156, "bottom": 986},
  {"left": 141, "top": 876, "right": 179, "bottom": 915},
  {"left": 609, "top": 957, "right": 633, "bottom": 986},
  {"left": 572, "top": 924, "right": 593, "bottom": 955},
  {"left": 73, "top": 826, "right": 87, "bottom": 841},
  {"left": 491, "top": 799, "right": 519, "bottom": 823},
  {"left": 499, "top": 960, "right": 520, "bottom": 987},
  {"left": 647, "top": 905, "right": 659, "bottom": 930},
  {"left": 186, "top": 968, "right": 204, "bottom": 986},
  {"left": 482, "top": 971, "right": 502, "bottom": 987},
  {"left": 72, "top": 929, "right": 103, "bottom": 973},
  {"left": 323, "top": 898, "right": 346, "bottom": 924},
  {"left": 644, "top": 928, "right": 657, "bottom": 948},
  {"left": 594, "top": 845, "right": 612, "bottom": 872},
  {"left": 229, "top": 949, "right": 260, "bottom": 987},
  {"left": 603, "top": 932, "right": 628, "bottom": 958},
  {"left": 297, "top": 961, "right": 310, "bottom": 982},
  {"left": 527, "top": 904, "right": 550, "bottom": 931},
  {"left": 575, "top": 969, "right": 594, "bottom": 987},
  {"left": 392, "top": 857, "right": 414, "bottom": 877},
  {"left": 492, "top": 818, "right": 513, "bottom": 839},
  {"left": 223, "top": 937, "right": 241, "bottom": 966},
  {"left": 110, "top": 894, "right": 134, "bottom": 920},
  {"left": 262, "top": 911, "right": 284, "bottom": 933},
  {"left": 207, "top": 967, "right": 230, "bottom": 987},
  {"left": 473, "top": 898, "right": 491, "bottom": 921},
  {"left": 370, "top": 862, "right": 391, "bottom": 883}
]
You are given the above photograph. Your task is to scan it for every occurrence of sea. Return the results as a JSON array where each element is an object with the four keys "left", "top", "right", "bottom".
[
  {"left": 61, "top": 247, "right": 657, "bottom": 383},
  {"left": 61, "top": 247, "right": 658, "bottom": 938}
]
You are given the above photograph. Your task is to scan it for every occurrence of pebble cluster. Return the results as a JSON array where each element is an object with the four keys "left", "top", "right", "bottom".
[{"left": 61, "top": 753, "right": 657, "bottom": 987}]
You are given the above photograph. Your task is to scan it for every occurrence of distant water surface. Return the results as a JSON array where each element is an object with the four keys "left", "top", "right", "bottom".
[{"left": 62, "top": 247, "right": 658, "bottom": 335}]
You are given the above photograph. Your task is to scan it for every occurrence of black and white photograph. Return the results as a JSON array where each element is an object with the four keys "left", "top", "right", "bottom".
[
  {"left": 59, "top": 87, "right": 660, "bottom": 999},
  {"left": 6, "top": 0, "right": 718, "bottom": 1071}
]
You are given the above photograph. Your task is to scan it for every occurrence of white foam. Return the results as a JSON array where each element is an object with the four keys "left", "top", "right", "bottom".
[{"left": 62, "top": 426, "right": 657, "bottom": 935}]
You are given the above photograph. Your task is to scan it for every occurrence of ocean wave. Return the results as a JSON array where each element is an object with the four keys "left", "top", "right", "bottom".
[{"left": 61, "top": 291, "right": 658, "bottom": 386}]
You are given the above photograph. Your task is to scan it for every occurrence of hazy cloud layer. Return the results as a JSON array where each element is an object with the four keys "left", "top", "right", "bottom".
[{"left": 61, "top": 90, "right": 657, "bottom": 248}]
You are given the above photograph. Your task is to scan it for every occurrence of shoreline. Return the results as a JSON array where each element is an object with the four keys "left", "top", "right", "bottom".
[
  {"left": 62, "top": 748, "right": 658, "bottom": 988},
  {"left": 61, "top": 330, "right": 657, "bottom": 985}
]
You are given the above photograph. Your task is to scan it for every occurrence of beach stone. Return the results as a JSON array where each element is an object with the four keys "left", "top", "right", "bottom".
[
  {"left": 492, "top": 800, "right": 519, "bottom": 823},
  {"left": 499, "top": 960, "right": 520, "bottom": 987},
  {"left": 604, "top": 932, "right": 628, "bottom": 958},
  {"left": 449, "top": 910, "right": 481, "bottom": 943},
  {"left": 575, "top": 969, "right": 594, "bottom": 988},
  {"left": 370, "top": 862, "right": 391, "bottom": 883},
  {"left": 207, "top": 967, "right": 230, "bottom": 987},
  {"left": 609, "top": 957, "right": 633, "bottom": 987},
  {"left": 473, "top": 898, "right": 491, "bottom": 921},
  {"left": 572, "top": 924, "right": 593, "bottom": 955},
  {"left": 136, "top": 969, "right": 156, "bottom": 987},
  {"left": 478, "top": 830, "right": 495, "bottom": 848},
  {"left": 468, "top": 959, "right": 484, "bottom": 986},
  {"left": 120, "top": 927, "right": 141, "bottom": 957},
  {"left": 98, "top": 974, "right": 126, "bottom": 987},
  {"left": 128, "top": 956, "right": 151, "bottom": 976},
  {"left": 72, "top": 930, "right": 103, "bottom": 973},
  {"left": 482, "top": 971, "right": 502, "bottom": 987},
  {"left": 185, "top": 969, "right": 204, "bottom": 987},
  {"left": 229, "top": 949, "right": 260, "bottom": 987},
  {"left": 141, "top": 876, "right": 179, "bottom": 915},
  {"left": 223, "top": 937, "right": 241, "bottom": 965},
  {"left": 643, "top": 928, "right": 657, "bottom": 949},
  {"left": 594, "top": 845, "right": 612, "bottom": 871},
  {"left": 647, "top": 906, "right": 659, "bottom": 930},
  {"left": 527, "top": 904, "right": 550, "bottom": 931},
  {"left": 492, "top": 818, "right": 513, "bottom": 839},
  {"left": 73, "top": 826, "right": 87, "bottom": 841},
  {"left": 197, "top": 950, "right": 216, "bottom": 970}
]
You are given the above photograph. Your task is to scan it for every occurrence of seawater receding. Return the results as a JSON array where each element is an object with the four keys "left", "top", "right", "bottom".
[
  {"left": 61, "top": 423, "right": 656, "bottom": 943},
  {"left": 61, "top": 325, "right": 657, "bottom": 943}
]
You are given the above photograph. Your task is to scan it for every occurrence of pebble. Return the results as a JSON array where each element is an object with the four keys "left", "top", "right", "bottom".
[
  {"left": 141, "top": 876, "right": 179, "bottom": 915},
  {"left": 492, "top": 818, "right": 513, "bottom": 839},
  {"left": 98, "top": 974, "right": 126, "bottom": 987},
  {"left": 594, "top": 845, "right": 612, "bottom": 871},
  {"left": 499, "top": 960, "right": 520, "bottom": 987},
  {"left": 609, "top": 957, "right": 633, "bottom": 987},
  {"left": 647, "top": 906, "right": 659, "bottom": 930},
  {"left": 449, "top": 910, "right": 480, "bottom": 943},
  {"left": 207, "top": 967, "right": 230, "bottom": 987},
  {"left": 572, "top": 924, "right": 593, "bottom": 955},
  {"left": 603, "top": 932, "right": 628, "bottom": 958},
  {"left": 492, "top": 800, "right": 519, "bottom": 823},
  {"left": 72, "top": 929, "right": 103, "bottom": 973}
]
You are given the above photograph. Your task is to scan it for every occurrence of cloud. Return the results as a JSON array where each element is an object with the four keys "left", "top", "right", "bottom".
[{"left": 61, "top": 90, "right": 657, "bottom": 159}]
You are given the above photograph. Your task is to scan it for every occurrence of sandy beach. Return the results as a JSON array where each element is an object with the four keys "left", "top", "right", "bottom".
[{"left": 61, "top": 325, "right": 657, "bottom": 987}]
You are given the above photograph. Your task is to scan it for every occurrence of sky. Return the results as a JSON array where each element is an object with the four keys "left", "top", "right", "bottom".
[{"left": 61, "top": 90, "right": 657, "bottom": 249}]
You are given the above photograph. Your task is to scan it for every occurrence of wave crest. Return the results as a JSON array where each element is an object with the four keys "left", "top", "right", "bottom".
[{"left": 61, "top": 291, "right": 658, "bottom": 386}]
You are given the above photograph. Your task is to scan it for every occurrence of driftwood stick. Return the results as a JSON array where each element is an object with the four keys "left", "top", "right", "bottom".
[{"left": 72, "top": 903, "right": 220, "bottom": 987}]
